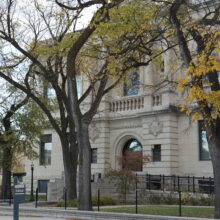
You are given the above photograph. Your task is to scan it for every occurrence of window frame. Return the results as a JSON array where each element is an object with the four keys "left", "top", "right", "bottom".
[
  {"left": 152, "top": 144, "right": 161, "bottom": 162},
  {"left": 91, "top": 148, "right": 98, "bottom": 164},
  {"left": 39, "top": 134, "right": 52, "bottom": 166}
]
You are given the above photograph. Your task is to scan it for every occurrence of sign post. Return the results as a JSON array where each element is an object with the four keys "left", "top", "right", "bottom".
[{"left": 13, "top": 176, "right": 25, "bottom": 220}]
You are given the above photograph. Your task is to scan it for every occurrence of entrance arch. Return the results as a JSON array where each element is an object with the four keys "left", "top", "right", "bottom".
[{"left": 122, "top": 139, "right": 143, "bottom": 171}]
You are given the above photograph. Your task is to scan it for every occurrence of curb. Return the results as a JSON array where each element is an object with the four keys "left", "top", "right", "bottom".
[{"left": 0, "top": 206, "right": 214, "bottom": 220}]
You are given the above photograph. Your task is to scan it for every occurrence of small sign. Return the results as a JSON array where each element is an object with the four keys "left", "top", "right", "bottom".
[{"left": 14, "top": 185, "right": 25, "bottom": 195}]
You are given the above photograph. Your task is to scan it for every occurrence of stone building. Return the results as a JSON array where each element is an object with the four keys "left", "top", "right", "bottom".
[
  {"left": 23, "top": 48, "right": 213, "bottom": 194},
  {"left": 23, "top": 0, "right": 220, "bottom": 195}
]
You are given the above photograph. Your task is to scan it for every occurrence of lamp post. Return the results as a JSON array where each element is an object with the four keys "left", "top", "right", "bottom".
[{"left": 30, "top": 162, "right": 34, "bottom": 201}]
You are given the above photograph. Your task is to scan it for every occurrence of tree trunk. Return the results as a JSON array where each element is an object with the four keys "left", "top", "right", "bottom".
[
  {"left": 206, "top": 120, "right": 220, "bottom": 219},
  {"left": 63, "top": 160, "right": 77, "bottom": 200},
  {"left": 77, "top": 123, "right": 92, "bottom": 210},
  {"left": 1, "top": 147, "right": 12, "bottom": 200},
  {"left": 61, "top": 138, "right": 78, "bottom": 200}
]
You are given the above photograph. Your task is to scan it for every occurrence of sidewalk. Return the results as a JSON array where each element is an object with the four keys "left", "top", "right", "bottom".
[{"left": 0, "top": 215, "right": 85, "bottom": 220}]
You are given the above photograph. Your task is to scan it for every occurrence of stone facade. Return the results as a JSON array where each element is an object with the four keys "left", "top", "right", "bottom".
[{"left": 24, "top": 53, "right": 213, "bottom": 193}]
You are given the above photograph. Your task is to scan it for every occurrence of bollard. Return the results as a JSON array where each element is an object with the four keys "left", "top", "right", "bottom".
[
  {"left": 35, "top": 188, "right": 38, "bottom": 208},
  {"left": 97, "top": 189, "right": 100, "bottom": 212}
]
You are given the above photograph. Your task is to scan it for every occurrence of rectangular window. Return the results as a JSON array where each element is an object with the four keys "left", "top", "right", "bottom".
[
  {"left": 76, "top": 76, "right": 81, "bottom": 98},
  {"left": 199, "top": 121, "right": 210, "bottom": 161},
  {"left": 91, "top": 148, "right": 97, "bottom": 164},
  {"left": 40, "top": 134, "right": 52, "bottom": 166},
  {"left": 43, "top": 82, "right": 56, "bottom": 105},
  {"left": 124, "top": 71, "right": 140, "bottom": 96},
  {"left": 152, "top": 145, "right": 161, "bottom": 162},
  {"left": 38, "top": 180, "right": 49, "bottom": 193}
]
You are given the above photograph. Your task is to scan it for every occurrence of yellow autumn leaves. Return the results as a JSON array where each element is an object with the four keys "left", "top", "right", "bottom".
[{"left": 178, "top": 31, "right": 220, "bottom": 122}]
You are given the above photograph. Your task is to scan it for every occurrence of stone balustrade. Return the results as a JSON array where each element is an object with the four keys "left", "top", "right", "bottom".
[{"left": 109, "top": 96, "right": 144, "bottom": 112}]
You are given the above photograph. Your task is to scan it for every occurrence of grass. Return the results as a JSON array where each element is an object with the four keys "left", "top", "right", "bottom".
[{"left": 100, "top": 205, "right": 214, "bottom": 218}]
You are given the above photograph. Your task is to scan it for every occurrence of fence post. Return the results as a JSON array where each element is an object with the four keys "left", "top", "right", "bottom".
[
  {"left": 98, "top": 189, "right": 100, "bottom": 212},
  {"left": 64, "top": 188, "right": 67, "bottom": 210},
  {"left": 146, "top": 174, "right": 148, "bottom": 189},
  {"left": 193, "top": 176, "right": 195, "bottom": 193},
  {"left": 135, "top": 174, "right": 138, "bottom": 214},
  {"left": 177, "top": 176, "right": 180, "bottom": 192},
  {"left": 9, "top": 182, "right": 12, "bottom": 206},
  {"left": 162, "top": 175, "right": 165, "bottom": 191},
  {"left": 209, "top": 177, "right": 212, "bottom": 194},
  {"left": 125, "top": 181, "right": 127, "bottom": 204},
  {"left": 179, "top": 191, "right": 182, "bottom": 217},
  {"left": 35, "top": 188, "right": 38, "bottom": 208},
  {"left": 46, "top": 185, "right": 48, "bottom": 201},
  {"left": 173, "top": 175, "right": 176, "bottom": 191},
  {"left": 188, "top": 176, "right": 190, "bottom": 192}
]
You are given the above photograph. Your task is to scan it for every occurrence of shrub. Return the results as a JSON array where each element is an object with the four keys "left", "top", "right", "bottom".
[
  {"left": 57, "top": 196, "right": 116, "bottom": 207},
  {"left": 163, "top": 194, "right": 178, "bottom": 205},
  {"left": 148, "top": 195, "right": 162, "bottom": 204},
  {"left": 92, "top": 196, "right": 116, "bottom": 206},
  {"left": 57, "top": 199, "right": 78, "bottom": 207}
]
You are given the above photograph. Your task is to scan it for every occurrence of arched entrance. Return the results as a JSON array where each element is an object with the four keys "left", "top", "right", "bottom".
[{"left": 122, "top": 139, "right": 143, "bottom": 171}]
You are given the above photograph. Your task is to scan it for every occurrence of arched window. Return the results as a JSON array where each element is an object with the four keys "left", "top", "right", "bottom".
[{"left": 122, "top": 139, "right": 143, "bottom": 171}]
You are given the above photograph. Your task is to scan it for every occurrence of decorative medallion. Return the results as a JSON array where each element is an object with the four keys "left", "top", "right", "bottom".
[
  {"left": 89, "top": 123, "right": 100, "bottom": 142},
  {"left": 149, "top": 120, "right": 163, "bottom": 136}
]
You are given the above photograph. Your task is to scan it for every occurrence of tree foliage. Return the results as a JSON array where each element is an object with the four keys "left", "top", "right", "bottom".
[
  {"left": 0, "top": 0, "right": 169, "bottom": 210},
  {"left": 155, "top": 0, "right": 220, "bottom": 217},
  {"left": 0, "top": 81, "right": 45, "bottom": 199}
]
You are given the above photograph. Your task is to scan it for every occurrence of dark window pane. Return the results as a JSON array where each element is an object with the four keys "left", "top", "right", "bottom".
[
  {"left": 40, "top": 134, "right": 52, "bottom": 166},
  {"left": 152, "top": 145, "right": 161, "bottom": 162},
  {"left": 91, "top": 148, "right": 97, "bottom": 164},
  {"left": 38, "top": 180, "right": 49, "bottom": 193},
  {"left": 199, "top": 121, "right": 210, "bottom": 161}
]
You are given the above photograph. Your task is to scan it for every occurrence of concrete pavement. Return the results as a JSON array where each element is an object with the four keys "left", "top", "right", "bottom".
[{"left": 0, "top": 214, "right": 85, "bottom": 220}]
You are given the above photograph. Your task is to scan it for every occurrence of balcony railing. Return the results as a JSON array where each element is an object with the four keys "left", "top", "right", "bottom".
[{"left": 109, "top": 96, "right": 144, "bottom": 112}]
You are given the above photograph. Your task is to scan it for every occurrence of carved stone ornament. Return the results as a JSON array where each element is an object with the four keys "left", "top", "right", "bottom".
[
  {"left": 89, "top": 123, "right": 100, "bottom": 142},
  {"left": 149, "top": 120, "right": 163, "bottom": 137}
]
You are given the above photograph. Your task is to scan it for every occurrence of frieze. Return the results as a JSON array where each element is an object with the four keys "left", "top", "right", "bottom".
[{"left": 110, "top": 122, "right": 142, "bottom": 130}]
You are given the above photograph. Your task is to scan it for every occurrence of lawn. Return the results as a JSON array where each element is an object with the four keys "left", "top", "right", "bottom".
[{"left": 100, "top": 205, "right": 214, "bottom": 218}]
